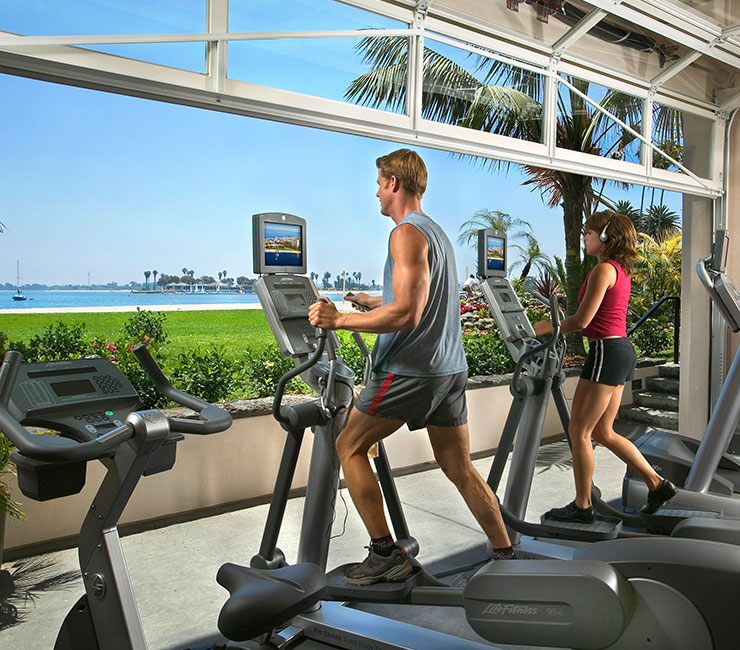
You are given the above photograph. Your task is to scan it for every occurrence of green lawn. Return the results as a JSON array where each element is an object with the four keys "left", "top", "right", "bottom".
[{"left": 0, "top": 309, "right": 276, "bottom": 358}]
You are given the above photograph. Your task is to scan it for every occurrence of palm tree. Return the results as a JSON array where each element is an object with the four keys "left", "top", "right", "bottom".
[
  {"left": 642, "top": 204, "right": 680, "bottom": 241},
  {"left": 310, "top": 272, "right": 319, "bottom": 285},
  {"left": 614, "top": 200, "right": 642, "bottom": 231},
  {"left": 0, "top": 220, "right": 6, "bottom": 233},
  {"left": 456, "top": 209, "right": 530, "bottom": 249},
  {"left": 509, "top": 232, "right": 551, "bottom": 280},
  {"left": 323, "top": 272, "right": 331, "bottom": 289},
  {"left": 346, "top": 36, "right": 681, "bottom": 352},
  {"left": 152, "top": 269, "right": 158, "bottom": 291},
  {"left": 144, "top": 270, "right": 151, "bottom": 290}
]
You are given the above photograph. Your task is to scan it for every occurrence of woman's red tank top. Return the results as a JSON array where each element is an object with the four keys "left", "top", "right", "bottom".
[{"left": 578, "top": 260, "right": 631, "bottom": 339}]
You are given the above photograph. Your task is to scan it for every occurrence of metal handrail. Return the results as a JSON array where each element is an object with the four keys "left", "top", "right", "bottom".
[{"left": 627, "top": 295, "right": 680, "bottom": 362}]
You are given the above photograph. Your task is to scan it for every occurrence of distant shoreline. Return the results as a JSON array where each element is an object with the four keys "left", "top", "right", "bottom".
[{"left": 0, "top": 300, "right": 362, "bottom": 315}]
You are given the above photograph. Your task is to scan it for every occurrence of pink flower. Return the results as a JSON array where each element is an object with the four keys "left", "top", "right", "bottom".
[
  {"left": 128, "top": 347, "right": 134, "bottom": 352},
  {"left": 144, "top": 336, "right": 150, "bottom": 343}
]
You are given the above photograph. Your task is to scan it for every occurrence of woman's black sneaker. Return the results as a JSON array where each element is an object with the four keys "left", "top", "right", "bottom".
[
  {"left": 641, "top": 479, "right": 679, "bottom": 514},
  {"left": 546, "top": 501, "right": 595, "bottom": 524}
]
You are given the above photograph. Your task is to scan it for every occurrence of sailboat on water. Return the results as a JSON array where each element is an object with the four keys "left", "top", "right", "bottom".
[{"left": 12, "top": 260, "right": 26, "bottom": 301}]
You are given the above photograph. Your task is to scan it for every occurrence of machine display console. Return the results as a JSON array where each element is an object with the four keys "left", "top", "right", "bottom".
[
  {"left": 9, "top": 358, "right": 142, "bottom": 442},
  {"left": 478, "top": 228, "right": 507, "bottom": 279},
  {"left": 253, "top": 212, "right": 307, "bottom": 275},
  {"left": 252, "top": 213, "right": 340, "bottom": 358}
]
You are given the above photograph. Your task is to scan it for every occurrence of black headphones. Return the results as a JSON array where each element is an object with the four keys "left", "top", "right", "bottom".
[{"left": 599, "top": 217, "right": 614, "bottom": 242}]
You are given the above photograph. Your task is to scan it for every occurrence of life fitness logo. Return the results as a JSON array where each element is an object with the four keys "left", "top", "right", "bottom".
[{"left": 481, "top": 603, "right": 539, "bottom": 617}]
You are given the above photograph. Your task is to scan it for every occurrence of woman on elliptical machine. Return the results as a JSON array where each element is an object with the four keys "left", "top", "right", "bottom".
[{"left": 532, "top": 210, "right": 677, "bottom": 523}]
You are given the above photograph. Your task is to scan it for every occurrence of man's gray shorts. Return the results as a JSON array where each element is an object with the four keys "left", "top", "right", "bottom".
[{"left": 354, "top": 371, "right": 468, "bottom": 431}]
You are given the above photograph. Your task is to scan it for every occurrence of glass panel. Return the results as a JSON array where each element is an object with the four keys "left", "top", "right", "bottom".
[
  {"left": 674, "top": 1, "right": 740, "bottom": 27},
  {"left": 79, "top": 43, "right": 205, "bottom": 73},
  {"left": 556, "top": 76, "right": 643, "bottom": 164},
  {"left": 420, "top": 36, "right": 544, "bottom": 142},
  {"left": 228, "top": 36, "right": 406, "bottom": 110},
  {"left": 433, "top": 0, "right": 577, "bottom": 47},
  {"left": 566, "top": 6, "right": 690, "bottom": 87},
  {"left": 663, "top": 54, "right": 739, "bottom": 106},
  {"left": 652, "top": 102, "right": 712, "bottom": 178},
  {"left": 0, "top": 0, "right": 204, "bottom": 35},
  {"left": 229, "top": 0, "right": 405, "bottom": 32}
]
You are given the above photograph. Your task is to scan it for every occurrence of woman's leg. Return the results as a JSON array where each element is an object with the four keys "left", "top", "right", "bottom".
[
  {"left": 569, "top": 379, "right": 622, "bottom": 508},
  {"left": 591, "top": 386, "right": 663, "bottom": 491}
]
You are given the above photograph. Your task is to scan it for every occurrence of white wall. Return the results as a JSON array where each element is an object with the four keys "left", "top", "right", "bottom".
[{"left": 4, "top": 369, "right": 655, "bottom": 554}]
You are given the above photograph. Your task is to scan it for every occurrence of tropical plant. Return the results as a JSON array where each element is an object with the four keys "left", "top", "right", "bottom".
[
  {"left": 323, "top": 272, "right": 331, "bottom": 289},
  {"left": 642, "top": 204, "right": 681, "bottom": 241},
  {"left": 614, "top": 200, "right": 642, "bottom": 230},
  {"left": 143, "top": 270, "right": 151, "bottom": 290},
  {"left": 631, "top": 232, "right": 682, "bottom": 308},
  {"left": 346, "top": 35, "right": 682, "bottom": 353},
  {"left": 456, "top": 208, "right": 531, "bottom": 250},
  {"left": 152, "top": 270, "right": 158, "bottom": 289},
  {"left": 509, "top": 232, "right": 551, "bottom": 280}
]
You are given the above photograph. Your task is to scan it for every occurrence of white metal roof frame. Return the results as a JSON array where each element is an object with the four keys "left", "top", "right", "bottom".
[{"left": 0, "top": 0, "right": 736, "bottom": 198}]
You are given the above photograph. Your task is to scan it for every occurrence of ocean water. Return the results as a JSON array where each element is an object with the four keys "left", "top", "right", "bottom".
[{"left": 0, "top": 290, "right": 352, "bottom": 312}]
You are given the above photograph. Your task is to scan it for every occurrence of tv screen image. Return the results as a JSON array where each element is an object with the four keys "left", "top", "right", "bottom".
[
  {"left": 264, "top": 222, "right": 303, "bottom": 268},
  {"left": 486, "top": 236, "right": 505, "bottom": 272}
]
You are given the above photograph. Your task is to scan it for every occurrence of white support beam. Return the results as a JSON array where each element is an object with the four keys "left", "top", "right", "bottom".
[
  {"left": 206, "top": 0, "right": 228, "bottom": 94},
  {"left": 0, "top": 45, "right": 718, "bottom": 198},
  {"left": 551, "top": 8, "right": 608, "bottom": 55},
  {"left": 650, "top": 50, "right": 702, "bottom": 89}
]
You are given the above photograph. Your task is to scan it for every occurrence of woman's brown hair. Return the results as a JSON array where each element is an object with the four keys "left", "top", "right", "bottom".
[{"left": 584, "top": 209, "right": 637, "bottom": 276}]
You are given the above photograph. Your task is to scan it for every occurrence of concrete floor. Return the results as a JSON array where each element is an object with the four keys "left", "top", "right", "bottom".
[{"left": 0, "top": 439, "right": 628, "bottom": 650}]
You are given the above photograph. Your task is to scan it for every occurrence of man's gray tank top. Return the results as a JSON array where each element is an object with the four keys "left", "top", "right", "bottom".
[{"left": 372, "top": 211, "right": 468, "bottom": 377}]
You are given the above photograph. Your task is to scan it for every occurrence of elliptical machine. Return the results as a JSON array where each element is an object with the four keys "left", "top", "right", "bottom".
[
  {"left": 622, "top": 229, "right": 740, "bottom": 534},
  {"left": 215, "top": 216, "right": 740, "bottom": 650},
  {"left": 0, "top": 345, "right": 233, "bottom": 649}
]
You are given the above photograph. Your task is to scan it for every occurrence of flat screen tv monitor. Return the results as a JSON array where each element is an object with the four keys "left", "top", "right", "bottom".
[
  {"left": 478, "top": 228, "right": 506, "bottom": 278},
  {"left": 253, "top": 213, "right": 307, "bottom": 275}
]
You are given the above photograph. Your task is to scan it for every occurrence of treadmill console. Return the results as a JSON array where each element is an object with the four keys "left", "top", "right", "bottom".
[{"left": 9, "top": 358, "right": 142, "bottom": 442}]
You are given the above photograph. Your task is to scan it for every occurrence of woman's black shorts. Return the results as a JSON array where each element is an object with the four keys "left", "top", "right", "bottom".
[{"left": 581, "top": 337, "right": 637, "bottom": 386}]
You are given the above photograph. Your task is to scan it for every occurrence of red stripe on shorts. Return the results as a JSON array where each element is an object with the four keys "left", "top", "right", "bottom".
[{"left": 368, "top": 373, "right": 395, "bottom": 416}]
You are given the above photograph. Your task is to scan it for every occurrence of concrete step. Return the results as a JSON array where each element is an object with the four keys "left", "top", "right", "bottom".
[
  {"left": 618, "top": 405, "right": 678, "bottom": 431},
  {"left": 633, "top": 391, "right": 679, "bottom": 412},
  {"left": 645, "top": 376, "right": 680, "bottom": 395},
  {"left": 658, "top": 363, "right": 680, "bottom": 379}
]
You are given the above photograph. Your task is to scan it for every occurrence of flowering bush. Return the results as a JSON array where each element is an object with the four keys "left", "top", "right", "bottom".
[{"left": 632, "top": 316, "right": 674, "bottom": 357}]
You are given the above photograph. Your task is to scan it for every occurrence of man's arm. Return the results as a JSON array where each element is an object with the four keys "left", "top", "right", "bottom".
[{"left": 308, "top": 224, "right": 430, "bottom": 333}]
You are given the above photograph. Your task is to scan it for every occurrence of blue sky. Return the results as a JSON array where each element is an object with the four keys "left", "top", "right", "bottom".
[{"left": 0, "top": 1, "right": 683, "bottom": 287}]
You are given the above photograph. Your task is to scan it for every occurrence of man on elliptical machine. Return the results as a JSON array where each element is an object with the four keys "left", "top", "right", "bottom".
[{"left": 308, "top": 149, "right": 513, "bottom": 586}]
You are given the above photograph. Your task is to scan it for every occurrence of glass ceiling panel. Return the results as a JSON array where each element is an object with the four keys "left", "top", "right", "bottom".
[
  {"left": 229, "top": 0, "right": 406, "bottom": 32},
  {"left": 674, "top": 0, "right": 740, "bottom": 27},
  {"left": 0, "top": 0, "right": 204, "bottom": 35},
  {"left": 229, "top": 36, "right": 407, "bottom": 112},
  {"left": 432, "top": 0, "right": 578, "bottom": 47},
  {"left": 663, "top": 53, "right": 740, "bottom": 105},
  {"left": 562, "top": 0, "right": 691, "bottom": 84}
]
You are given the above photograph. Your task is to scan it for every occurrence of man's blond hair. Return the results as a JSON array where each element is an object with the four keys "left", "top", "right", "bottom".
[{"left": 376, "top": 149, "right": 427, "bottom": 198}]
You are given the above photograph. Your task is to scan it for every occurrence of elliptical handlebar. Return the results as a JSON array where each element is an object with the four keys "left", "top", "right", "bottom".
[
  {"left": 510, "top": 292, "right": 564, "bottom": 395},
  {"left": 272, "top": 329, "right": 327, "bottom": 425}
]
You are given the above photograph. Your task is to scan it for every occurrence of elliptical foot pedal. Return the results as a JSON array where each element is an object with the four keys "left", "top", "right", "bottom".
[
  {"left": 640, "top": 508, "right": 721, "bottom": 535},
  {"left": 540, "top": 514, "right": 622, "bottom": 541},
  {"left": 326, "top": 564, "right": 422, "bottom": 602}
]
